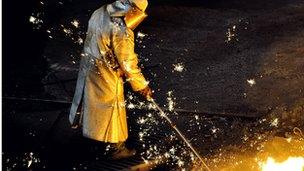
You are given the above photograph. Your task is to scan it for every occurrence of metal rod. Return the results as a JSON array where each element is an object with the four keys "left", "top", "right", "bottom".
[{"left": 148, "top": 98, "right": 211, "bottom": 171}]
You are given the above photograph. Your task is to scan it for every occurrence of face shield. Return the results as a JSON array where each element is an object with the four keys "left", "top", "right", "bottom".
[{"left": 107, "top": 0, "right": 131, "bottom": 17}]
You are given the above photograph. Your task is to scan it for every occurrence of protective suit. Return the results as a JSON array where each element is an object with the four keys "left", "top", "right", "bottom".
[{"left": 69, "top": 0, "right": 149, "bottom": 143}]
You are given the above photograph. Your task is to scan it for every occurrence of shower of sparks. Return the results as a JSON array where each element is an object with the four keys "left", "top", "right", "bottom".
[
  {"left": 173, "top": 63, "right": 185, "bottom": 72},
  {"left": 4, "top": 152, "right": 41, "bottom": 170},
  {"left": 247, "top": 79, "right": 256, "bottom": 86},
  {"left": 127, "top": 91, "right": 201, "bottom": 169}
]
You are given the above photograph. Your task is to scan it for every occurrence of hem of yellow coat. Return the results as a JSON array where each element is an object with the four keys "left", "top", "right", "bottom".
[
  {"left": 132, "top": 82, "right": 149, "bottom": 92},
  {"left": 82, "top": 132, "right": 128, "bottom": 143}
]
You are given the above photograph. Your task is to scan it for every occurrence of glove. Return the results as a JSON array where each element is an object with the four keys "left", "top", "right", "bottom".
[{"left": 138, "top": 86, "right": 153, "bottom": 100}]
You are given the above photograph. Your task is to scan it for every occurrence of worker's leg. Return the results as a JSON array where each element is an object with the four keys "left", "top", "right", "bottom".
[
  {"left": 106, "top": 142, "right": 136, "bottom": 160},
  {"left": 71, "top": 98, "right": 83, "bottom": 129}
]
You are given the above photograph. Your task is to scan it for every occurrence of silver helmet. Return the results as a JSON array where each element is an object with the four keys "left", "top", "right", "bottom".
[{"left": 107, "top": 0, "right": 148, "bottom": 30}]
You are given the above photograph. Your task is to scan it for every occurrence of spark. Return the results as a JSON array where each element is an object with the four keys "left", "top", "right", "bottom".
[
  {"left": 169, "top": 147, "right": 176, "bottom": 155},
  {"left": 247, "top": 79, "right": 256, "bottom": 86},
  {"left": 225, "top": 25, "right": 237, "bottom": 42},
  {"left": 164, "top": 152, "right": 170, "bottom": 158},
  {"left": 147, "top": 103, "right": 156, "bottom": 110},
  {"left": 29, "top": 16, "right": 43, "bottom": 25},
  {"left": 76, "top": 38, "right": 83, "bottom": 45},
  {"left": 139, "top": 102, "right": 145, "bottom": 108},
  {"left": 27, "top": 159, "right": 32, "bottom": 168},
  {"left": 63, "top": 28, "right": 72, "bottom": 35},
  {"left": 173, "top": 63, "right": 185, "bottom": 72},
  {"left": 137, "top": 117, "right": 146, "bottom": 124},
  {"left": 142, "top": 157, "right": 149, "bottom": 164},
  {"left": 178, "top": 160, "right": 185, "bottom": 167},
  {"left": 105, "top": 145, "right": 111, "bottom": 152},
  {"left": 81, "top": 53, "right": 88, "bottom": 57},
  {"left": 127, "top": 95, "right": 134, "bottom": 100},
  {"left": 29, "top": 16, "right": 37, "bottom": 23},
  {"left": 127, "top": 103, "right": 135, "bottom": 109},
  {"left": 139, "top": 132, "right": 145, "bottom": 141},
  {"left": 71, "top": 20, "right": 80, "bottom": 28},
  {"left": 26, "top": 152, "right": 40, "bottom": 168},
  {"left": 242, "top": 135, "right": 249, "bottom": 141},
  {"left": 167, "top": 91, "right": 176, "bottom": 111},
  {"left": 137, "top": 31, "right": 146, "bottom": 39},
  {"left": 211, "top": 127, "right": 219, "bottom": 134},
  {"left": 270, "top": 118, "right": 279, "bottom": 127}
]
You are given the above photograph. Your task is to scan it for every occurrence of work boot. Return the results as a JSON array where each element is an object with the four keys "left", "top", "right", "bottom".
[{"left": 108, "top": 142, "right": 136, "bottom": 160}]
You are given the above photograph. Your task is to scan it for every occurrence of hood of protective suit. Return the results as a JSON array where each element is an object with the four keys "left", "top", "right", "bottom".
[{"left": 107, "top": 0, "right": 148, "bottom": 30}]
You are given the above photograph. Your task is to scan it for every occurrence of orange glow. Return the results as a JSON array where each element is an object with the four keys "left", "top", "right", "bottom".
[{"left": 260, "top": 157, "right": 304, "bottom": 171}]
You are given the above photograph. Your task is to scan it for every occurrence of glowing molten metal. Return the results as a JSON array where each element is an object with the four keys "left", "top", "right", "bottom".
[{"left": 261, "top": 157, "right": 304, "bottom": 171}]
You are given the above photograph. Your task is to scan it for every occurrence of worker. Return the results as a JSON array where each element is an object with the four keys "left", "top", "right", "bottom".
[{"left": 69, "top": 0, "right": 152, "bottom": 159}]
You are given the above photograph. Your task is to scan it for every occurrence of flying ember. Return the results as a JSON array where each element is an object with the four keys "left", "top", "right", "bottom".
[
  {"left": 29, "top": 16, "right": 43, "bottom": 25},
  {"left": 71, "top": 20, "right": 80, "bottom": 28},
  {"left": 247, "top": 79, "right": 256, "bottom": 86},
  {"left": 137, "top": 31, "right": 147, "bottom": 39},
  {"left": 173, "top": 63, "right": 185, "bottom": 72}
]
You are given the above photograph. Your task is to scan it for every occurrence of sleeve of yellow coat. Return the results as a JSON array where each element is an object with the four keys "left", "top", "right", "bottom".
[{"left": 112, "top": 27, "right": 149, "bottom": 91}]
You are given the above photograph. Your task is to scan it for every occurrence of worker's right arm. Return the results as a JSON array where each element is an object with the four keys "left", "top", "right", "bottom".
[{"left": 112, "top": 26, "right": 149, "bottom": 92}]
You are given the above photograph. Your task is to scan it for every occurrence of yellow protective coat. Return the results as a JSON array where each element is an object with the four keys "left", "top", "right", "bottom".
[{"left": 69, "top": 5, "right": 148, "bottom": 143}]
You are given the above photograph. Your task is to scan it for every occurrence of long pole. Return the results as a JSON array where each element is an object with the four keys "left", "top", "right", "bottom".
[{"left": 148, "top": 98, "right": 211, "bottom": 171}]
